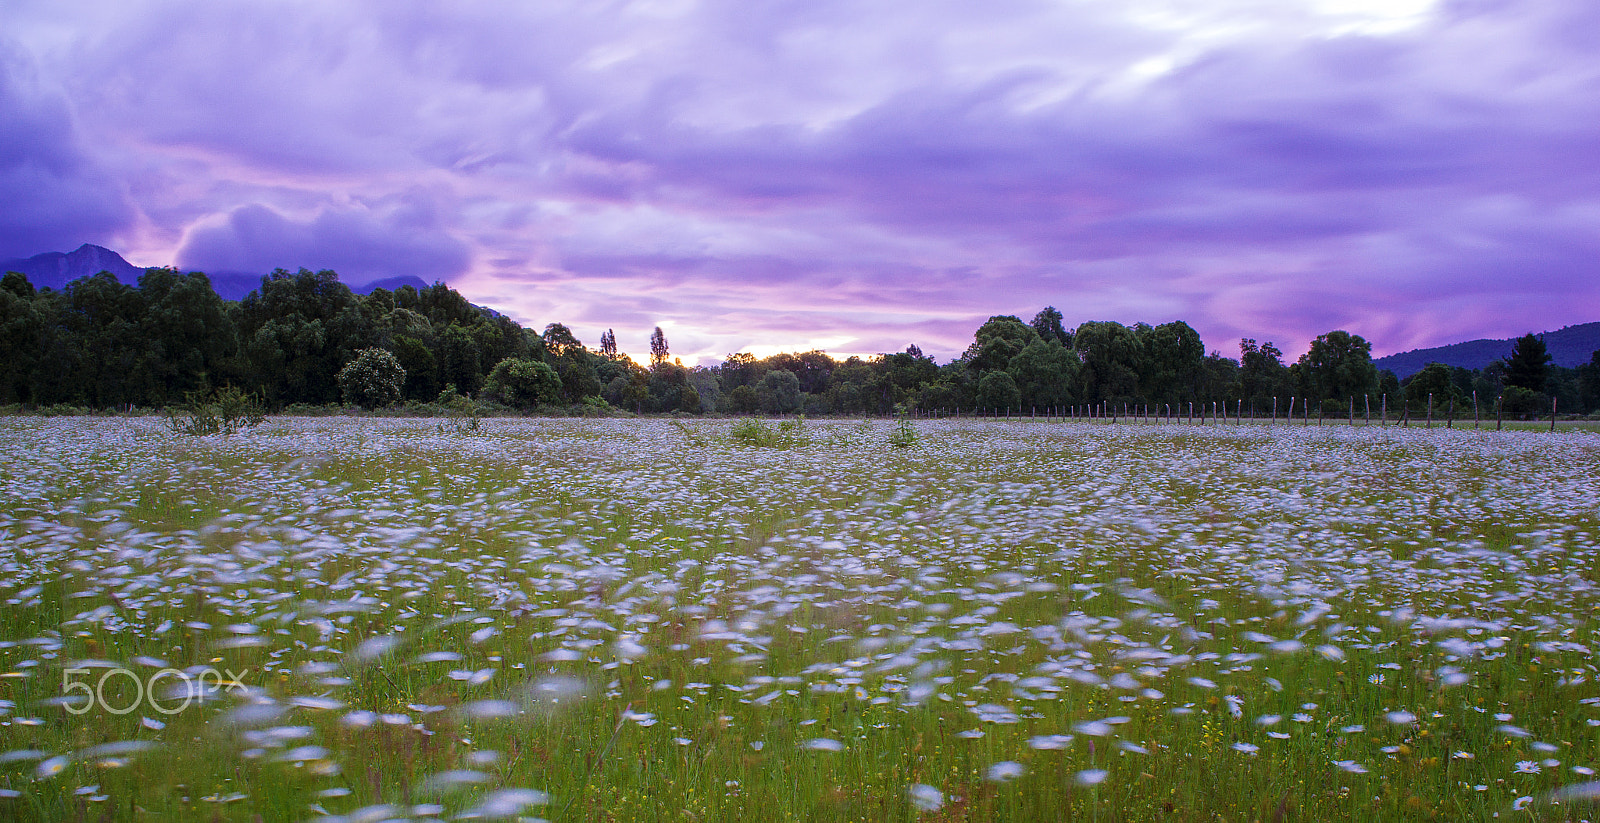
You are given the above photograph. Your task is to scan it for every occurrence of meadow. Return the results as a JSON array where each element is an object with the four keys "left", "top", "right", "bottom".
[{"left": 1, "top": 416, "right": 1598, "bottom": 822}]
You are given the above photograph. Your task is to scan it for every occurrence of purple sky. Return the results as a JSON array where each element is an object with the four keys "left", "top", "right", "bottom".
[{"left": 5, "top": 0, "right": 1598, "bottom": 365}]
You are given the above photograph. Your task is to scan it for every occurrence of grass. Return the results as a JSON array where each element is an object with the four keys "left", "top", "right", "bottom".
[{"left": 0, "top": 417, "right": 1597, "bottom": 821}]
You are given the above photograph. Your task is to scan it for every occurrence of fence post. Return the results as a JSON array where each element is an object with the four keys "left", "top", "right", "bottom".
[
  {"left": 1427, "top": 393, "right": 1433, "bottom": 428},
  {"left": 1473, "top": 391, "right": 1479, "bottom": 429},
  {"left": 1496, "top": 395, "right": 1502, "bottom": 431},
  {"left": 1552, "top": 396, "right": 1558, "bottom": 433}
]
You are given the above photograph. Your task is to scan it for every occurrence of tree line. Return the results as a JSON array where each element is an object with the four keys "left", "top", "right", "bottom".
[{"left": 2, "top": 267, "right": 1597, "bottom": 418}]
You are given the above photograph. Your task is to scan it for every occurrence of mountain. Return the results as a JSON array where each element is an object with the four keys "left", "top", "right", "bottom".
[
  {"left": 1374, "top": 322, "right": 1600, "bottom": 378},
  {"left": 356, "top": 274, "right": 433, "bottom": 296},
  {"left": 2, "top": 245, "right": 432, "bottom": 300},
  {"left": 1, "top": 244, "right": 146, "bottom": 291}
]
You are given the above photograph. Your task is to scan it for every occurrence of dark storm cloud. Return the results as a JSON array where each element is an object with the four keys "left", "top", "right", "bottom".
[
  {"left": 0, "top": 40, "right": 132, "bottom": 259},
  {"left": 176, "top": 192, "right": 470, "bottom": 284}
]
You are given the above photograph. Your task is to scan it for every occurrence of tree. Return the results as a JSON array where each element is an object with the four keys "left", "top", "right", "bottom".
[
  {"left": 602, "top": 359, "right": 651, "bottom": 411},
  {"left": 689, "top": 367, "right": 721, "bottom": 412},
  {"left": 718, "top": 352, "right": 763, "bottom": 391},
  {"left": 755, "top": 369, "right": 802, "bottom": 414},
  {"left": 1197, "top": 352, "right": 1241, "bottom": 405},
  {"left": 648, "top": 361, "right": 693, "bottom": 412},
  {"left": 437, "top": 323, "right": 483, "bottom": 395},
  {"left": 1579, "top": 349, "right": 1600, "bottom": 414},
  {"left": 964, "top": 316, "right": 1038, "bottom": 373},
  {"left": 1074, "top": 321, "right": 1142, "bottom": 404},
  {"left": 1501, "top": 385, "right": 1543, "bottom": 419},
  {"left": 1006, "top": 338, "right": 1079, "bottom": 408},
  {"left": 484, "top": 357, "right": 561, "bottom": 409},
  {"left": 822, "top": 356, "right": 875, "bottom": 413},
  {"left": 600, "top": 329, "right": 617, "bottom": 357},
  {"left": 540, "top": 323, "right": 601, "bottom": 402},
  {"left": 1239, "top": 338, "right": 1288, "bottom": 408},
  {"left": 0, "top": 276, "right": 44, "bottom": 404},
  {"left": 723, "top": 384, "right": 759, "bottom": 414},
  {"left": 764, "top": 349, "right": 836, "bottom": 395},
  {"left": 233, "top": 268, "right": 362, "bottom": 405},
  {"left": 649, "top": 326, "right": 669, "bottom": 366},
  {"left": 1139, "top": 321, "right": 1205, "bottom": 405},
  {"left": 391, "top": 334, "right": 438, "bottom": 401},
  {"left": 1402, "top": 362, "right": 1458, "bottom": 414},
  {"left": 876, "top": 347, "right": 937, "bottom": 409},
  {"left": 1504, "top": 333, "right": 1551, "bottom": 392},
  {"left": 541, "top": 323, "right": 583, "bottom": 357},
  {"left": 51, "top": 272, "right": 148, "bottom": 407},
  {"left": 1298, "top": 330, "right": 1377, "bottom": 403},
  {"left": 137, "top": 268, "right": 237, "bottom": 404},
  {"left": 1030, "top": 307, "right": 1072, "bottom": 347},
  {"left": 338, "top": 348, "right": 406, "bottom": 409},
  {"left": 975, "top": 370, "right": 1021, "bottom": 411}
]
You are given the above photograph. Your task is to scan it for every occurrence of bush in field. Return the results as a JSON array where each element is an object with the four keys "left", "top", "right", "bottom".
[
  {"left": 729, "top": 416, "right": 807, "bottom": 448},
  {"left": 338, "top": 348, "right": 406, "bottom": 410},
  {"left": 889, "top": 413, "right": 918, "bottom": 448},
  {"left": 1500, "top": 385, "right": 1546, "bottom": 419},
  {"left": 165, "top": 385, "right": 264, "bottom": 435},
  {"left": 483, "top": 357, "right": 561, "bottom": 409}
]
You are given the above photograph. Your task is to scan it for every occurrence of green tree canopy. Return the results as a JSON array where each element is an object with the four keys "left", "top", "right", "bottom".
[
  {"left": 1298, "top": 330, "right": 1378, "bottom": 402},
  {"left": 1239, "top": 338, "right": 1289, "bottom": 408},
  {"left": 1030, "top": 306, "right": 1072, "bottom": 347},
  {"left": 0, "top": 276, "right": 45, "bottom": 404},
  {"left": 1007, "top": 338, "right": 1079, "bottom": 408},
  {"left": 975, "top": 370, "right": 1022, "bottom": 411},
  {"left": 1138, "top": 321, "right": 1204, "bottom": 405},
  {"left": 649, "top": 326, "right": 669, "bottom": 365},
  {"left": 484, "top": 357, "right": 561, "bottom": 409},
  {"left": 1073, "top": 321, "right": 1142, "bottom": 404},
  {"left": 1402, "top": 362, "right": 1460, "bottom": 412},
  {"left": 965, "top": 316, "right": 1038, "bottom": 373},
  {"left": 755, "top": 369, "right": 802, "bottom": 414},
  {"left": 1503, "top": 333, "right": 1551, "bottom": 392}
]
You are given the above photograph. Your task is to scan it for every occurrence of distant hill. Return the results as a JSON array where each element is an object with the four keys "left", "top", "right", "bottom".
[
  {"left": 1, "top": 243, "right": 146, "bottom": 290},
  {"left": 1374, "top": 322, "right": 1600, "bottom": 378},
  {"left": 1, "top": 245, "right": 430, "bottom": 300}
]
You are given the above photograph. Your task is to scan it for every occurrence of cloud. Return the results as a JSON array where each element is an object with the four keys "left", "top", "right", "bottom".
[
  {"left": 176, "top": 191, "right": 470, "bottom": 284},
  {"left": 7, "top": 0, "right": 1600, "bottom": 360},
  {"left": 0, "top": 39, "right": 132, "bottom": 259}
]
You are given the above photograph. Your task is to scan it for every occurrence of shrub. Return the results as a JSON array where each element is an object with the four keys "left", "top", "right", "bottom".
[
  {"left": 165, "top": 386, "right": 264, "bottom": 436},
  {"left": 1500, "top": 386, "right": 1545, "bottom": 420},
  {"left": 434, "top": 389, "right": 488, "bottom": 435},
  {"left": 729, "top": 417, "right": 807, "bottom": 448},
  {"left": 483, "top": 358, "right": 561, "bottom": 410},
  {"left": 889, "top": 408, "right": 918, "bottom": 448},
  {"left": 338, "top": 348, "right": 406, "bottom": 410}
]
